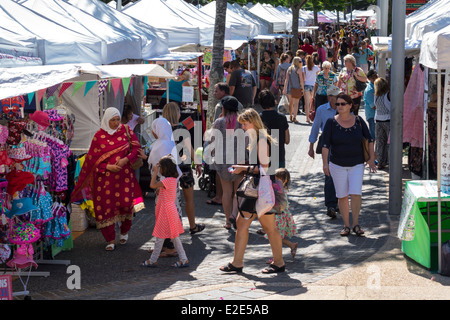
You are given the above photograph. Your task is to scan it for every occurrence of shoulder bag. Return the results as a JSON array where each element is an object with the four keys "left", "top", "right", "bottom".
[
  {"left": 289, "top": 68, "right": 303, "bottom": 99},
  {"left": 124, "top": 125, "right": 144, "bottom": 170},
  {"left": 236, "top": 166, "right": 259, "bottom": 199},
  {"left": 353, "top": 68, "right": 367, "bottom": 92},
  {"left": 358, "top": 116, "right": 370, "bottom": 162}
]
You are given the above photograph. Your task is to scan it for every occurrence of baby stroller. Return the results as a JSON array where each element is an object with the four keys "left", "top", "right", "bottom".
[
  {"left": 198, "top": 162, "right": 216, "bottom": 198},
  {"left": 196, "top": 147, "right": 216, "bottom": 198}
]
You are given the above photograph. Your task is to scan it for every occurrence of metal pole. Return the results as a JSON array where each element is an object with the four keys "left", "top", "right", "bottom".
[
  {"left": 116, "top": 0, "right": 122, "bottom": 11},
  {"left": 378, "top": 0, "right": 389, "bottom": 37},
  {"left": 437, "top": 70, "right": 442, "bottom": 273},
  {"left": 389, "top": 0, "right": 406, "bottom": 215}
]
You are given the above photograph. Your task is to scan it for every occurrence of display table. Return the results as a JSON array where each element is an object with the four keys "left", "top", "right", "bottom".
[{"left": 398, "top": 180, "right": 450, "bottom": 271}]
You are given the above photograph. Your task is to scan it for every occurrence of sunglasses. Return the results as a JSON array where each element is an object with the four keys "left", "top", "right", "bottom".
[{"left": 335, "top": 102, "right": 350, "bottom": 106}]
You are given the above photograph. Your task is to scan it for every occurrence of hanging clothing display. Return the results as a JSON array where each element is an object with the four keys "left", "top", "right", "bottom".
[{"left": 0, "top": 103, "right": 74, "bottom": 276}]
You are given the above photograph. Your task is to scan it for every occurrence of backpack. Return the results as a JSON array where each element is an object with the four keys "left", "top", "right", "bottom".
[{"left": 277, "top": 67, "right": 287, "bottom": 86}]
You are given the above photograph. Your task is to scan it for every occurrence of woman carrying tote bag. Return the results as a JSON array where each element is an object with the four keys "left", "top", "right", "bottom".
[{"left": 219, "top": 109, "right": 285, "bottom": 274}]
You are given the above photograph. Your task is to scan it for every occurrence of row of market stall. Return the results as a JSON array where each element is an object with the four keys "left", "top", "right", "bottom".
[{"left": 372, "top": 0, "right": 450, "bottom": 275}]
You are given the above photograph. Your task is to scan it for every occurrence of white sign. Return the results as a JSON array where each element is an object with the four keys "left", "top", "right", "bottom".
[{"left": 182, "top": 86, "right": 194, "bottom": 103}]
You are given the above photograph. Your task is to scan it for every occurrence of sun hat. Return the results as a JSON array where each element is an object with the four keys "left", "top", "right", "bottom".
[
  {"left": 6, "top": 170, "right": 35, "bottom": 196},
  {"left": 7, "top": 219, "right": 40, "bottom": 244},
  {"left": 6, "top": 244, "right": 38, "bottom": 269},
  {"left": 29, "top": 110, "right": 50, "bottom": 130},
  {"left": 327, "top": 84, "right": 341, "bottom": 96},
  {"left": 7, "top": 144, "right": 32, "bottom": 162},
  {"left": 6, "top": 198, "right": 39, "bottom": 219}
]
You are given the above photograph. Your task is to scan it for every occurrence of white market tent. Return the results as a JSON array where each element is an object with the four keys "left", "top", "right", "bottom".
[
  {"left": 0, "top": 63, "right": 175, "bottom": 149},
  {"left": 249, "top": 3, "right": 288, "bottom": 32},
  {"left": 275, "top": 6, "right": 307, "bottom": 27},
  {"left": 0, "top": 28, "right": 42, "bottom": 67},
  {"left": 229, "top": 3, "right": 273, "bottom": 35},
  {"left": 200, "top": 1, "right": 255, "bottom": 39},
  {"left": 66, "top": 0, "right": 170, "bottom": 59},
  {"left": 123, "top": 0, "right": 225, "bottom": 48},
  {"left": 0, "top": 0, "right": 103, "bottom": 65},
  {"left": 262, "top": 4, "right": 293, "bottom": 31},
  {"left": 17, "top": 0, "right": 143, "bottom": 65}
]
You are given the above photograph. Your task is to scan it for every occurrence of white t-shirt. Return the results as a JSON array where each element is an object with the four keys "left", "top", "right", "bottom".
[{"left": 302, "top": 65, "right": 320, "bottom": 86}]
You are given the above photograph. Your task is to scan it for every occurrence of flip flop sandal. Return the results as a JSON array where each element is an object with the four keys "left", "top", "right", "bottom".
[
  {"left": 190, "top": 223, "right": 205, "bottom": 235},
  {"left": 219, "top": 263, "right": 243, "bottom": 273},
  {"left": 119, "top": 234, "right": 128, "bottom": 245},
  {"left": 262, "top": 264, "right": 285, "bottom": 274},
  {"left": 353, "top": 225, "right": 365, "bottom": 236},
  {"left": 105, "top": 243, "right": 115, "bottom": 251},
  {"left": 340, "top": 226, "right": 351, "bottom": 237}
]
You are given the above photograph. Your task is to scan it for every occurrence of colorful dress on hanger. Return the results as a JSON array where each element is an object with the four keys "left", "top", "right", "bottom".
[{"left": 71, "top": 124, "right": 142, "bottom": 230}]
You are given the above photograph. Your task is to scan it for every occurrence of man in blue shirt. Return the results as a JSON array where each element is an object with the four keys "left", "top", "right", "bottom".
[
  {"left": 363, "top": 69, "right": 378, "bottom": 140},
  {"left": 308, "top": 85, "right": 340, "bottom": 218}
]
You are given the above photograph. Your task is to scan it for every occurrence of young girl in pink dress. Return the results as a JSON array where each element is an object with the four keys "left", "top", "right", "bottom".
[{"left": 141, "top": 155, "right": 189, "bottom": 268}]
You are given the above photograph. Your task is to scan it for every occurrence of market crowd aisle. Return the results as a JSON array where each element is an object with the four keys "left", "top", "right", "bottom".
[{"left": 14, "top": 106, "right": 391, "bottom": 300}]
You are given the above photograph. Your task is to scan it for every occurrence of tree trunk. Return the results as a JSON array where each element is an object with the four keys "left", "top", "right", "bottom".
[
  {"left": 206, "top": 0, "right": 227, "bottom": 129},
  {"left": 291, "top": 4, "right": 300, "bottom": 54}
]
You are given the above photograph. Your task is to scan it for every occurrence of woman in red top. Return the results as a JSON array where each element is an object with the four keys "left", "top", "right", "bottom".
[{"left": 71, "top": 108, "right": 143, "bottom": 251}]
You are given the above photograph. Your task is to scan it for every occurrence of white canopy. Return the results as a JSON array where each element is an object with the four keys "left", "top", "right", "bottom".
[
  {"left": 405, "top": 0, "right": 450, "bottom": 43},
  {"left": 123, "top": 0, "right": 224, "bottom": 47},
  {"left": 249, "top": 3, "right": 288, "bottom": 32},
  {"left": 17, "top": 0, "right": 143, "bottom": 64},
  {"left": 200, "top": 1, "right": 254, "bottom": 39},
  {"left": 228, "top": 3, "right": 272, "bottom": 35},
  {"left": 420, "top": 24, "right": 450, "bottom": 70},
  {"left": 0, "top": 63, "right": 176, "bottom": 149},
  {"left": 0, "top": 28, "right": 42, "bottom": 67},
  {"left": 275, "top": 6, "right": 307, "bottom": 27},
  {"left": 0, "top": 1, "right": 103, "bottom": 65},
  {"left": 66, "top": 0, "right": 170, "bottom": 59}
]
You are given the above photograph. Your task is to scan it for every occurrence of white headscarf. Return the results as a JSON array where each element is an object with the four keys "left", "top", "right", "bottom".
[
  {"left": 148, "top": 117, "right": 181, "bottom": 177},
  {"left": 101, "top": 107, "right": 121, "bottom": 135}
]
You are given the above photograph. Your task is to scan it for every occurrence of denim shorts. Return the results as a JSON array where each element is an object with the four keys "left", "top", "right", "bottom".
[{"left": 304, "top": 85, "right": 314, "bottom": 92}]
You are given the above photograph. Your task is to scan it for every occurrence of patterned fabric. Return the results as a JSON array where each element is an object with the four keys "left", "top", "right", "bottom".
[
  {"left": 338, "top": 67, "right": 366, "bottom": 99},
  {"left": 403, "top": 65, "right": 425, "bottom": 148},
  {"left": 266, "top": 199, "right": 297, "bottom": 239},
  {"left": 375, "top": 121, "right": 390, "bottom": 167},
  {"left": 315, "top": 71, "right": 338, "bottom": 96},
  {"left": 153, "top": 177, "right": 184, "bottom": 239}
]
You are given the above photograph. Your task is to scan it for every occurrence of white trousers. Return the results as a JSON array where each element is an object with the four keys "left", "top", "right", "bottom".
[{"left": 329, "top": 162, "right": 364, "bottom": 198}]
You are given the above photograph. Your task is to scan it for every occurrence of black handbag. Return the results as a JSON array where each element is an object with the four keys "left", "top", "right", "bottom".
[
  {"left": 353, "top": 68, "right": 367, "bottom": 92},
  {"left": 315, "top": 134, "right": 323, "bottom": 154}
]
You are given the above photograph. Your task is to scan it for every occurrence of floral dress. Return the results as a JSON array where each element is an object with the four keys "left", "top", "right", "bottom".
[{"left": 266, "top": 198, "right": 297, "bottom": 239}]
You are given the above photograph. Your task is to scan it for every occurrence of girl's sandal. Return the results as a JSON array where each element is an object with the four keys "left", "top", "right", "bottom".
[
  {"left": 141, "top": 260, "right": 157, "bottom": 268},
  {"left": 172, "top": 260, "right": 190, "bottom": 268},
  {"left": 291, "top": 243, "right": 298, "bottom": 260},
  {"left": 353, "top": 225, "right": 365, "bottom": 236},
  {"left": 340, "top": 226, "right": 351, "bottom": 237}
]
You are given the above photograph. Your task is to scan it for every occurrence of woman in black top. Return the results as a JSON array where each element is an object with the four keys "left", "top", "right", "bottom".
[{"left": 321, "top": 93, "right": 376, "bottom": 236}]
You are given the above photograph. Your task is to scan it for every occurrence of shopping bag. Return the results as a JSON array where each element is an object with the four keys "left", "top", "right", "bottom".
[
  {"left": 278, "top": 95, "right": 289, "bottom": 114},
  {"left": 255, "top": 166, "right": 275, "bottom": 218}
]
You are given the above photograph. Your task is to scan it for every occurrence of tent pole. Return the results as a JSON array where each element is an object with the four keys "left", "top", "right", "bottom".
[
  {"left": 437, "top": 70, "right": 442, "bottom": 274},
  {"left": 389, "top": 0, "right": 405, "bottom": 215}
]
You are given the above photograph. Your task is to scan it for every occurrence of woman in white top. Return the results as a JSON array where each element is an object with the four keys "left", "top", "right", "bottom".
[
  {"left": 302, "top": 55, "right": 320, "bottom": 124},
  {"left": 373, "top": 77, "right": 391, "bottom": 170}
]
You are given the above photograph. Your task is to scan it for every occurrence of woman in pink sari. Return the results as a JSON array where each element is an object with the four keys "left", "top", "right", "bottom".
[{"left": 71, "top": 108, "right": 143, "bottom": 251}]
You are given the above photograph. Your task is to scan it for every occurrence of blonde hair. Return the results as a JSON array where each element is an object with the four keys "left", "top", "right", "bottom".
[
  {"left": 237, "top": 108, "right": 275, "bottom": 149},
  {"left": 344, "top": 54, "right": 356, "bottom": 67},
  {"left": 162, "top": 102, "right": 180, "bottom": 126},
  {"left": 374, "top": 77, "right": 390, "bottom": 97}
]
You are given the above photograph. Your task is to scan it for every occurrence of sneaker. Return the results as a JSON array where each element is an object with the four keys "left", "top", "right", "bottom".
[{"left": 327, "top": 207, "right": 337, "bottom": 219}]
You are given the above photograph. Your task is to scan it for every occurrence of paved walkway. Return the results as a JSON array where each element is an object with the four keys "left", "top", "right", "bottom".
[{"left": 12, "top": 109, "right": 450, "bottom": 300}]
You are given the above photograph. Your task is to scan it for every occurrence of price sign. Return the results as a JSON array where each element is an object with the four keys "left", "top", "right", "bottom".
[{"left": 0, "top": 275, "right": 13, "bottom": 300}]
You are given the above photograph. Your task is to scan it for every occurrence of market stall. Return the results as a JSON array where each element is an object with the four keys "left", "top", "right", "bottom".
[{"left": 0, "top": 62, "right": 175, "bottom": 297}]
